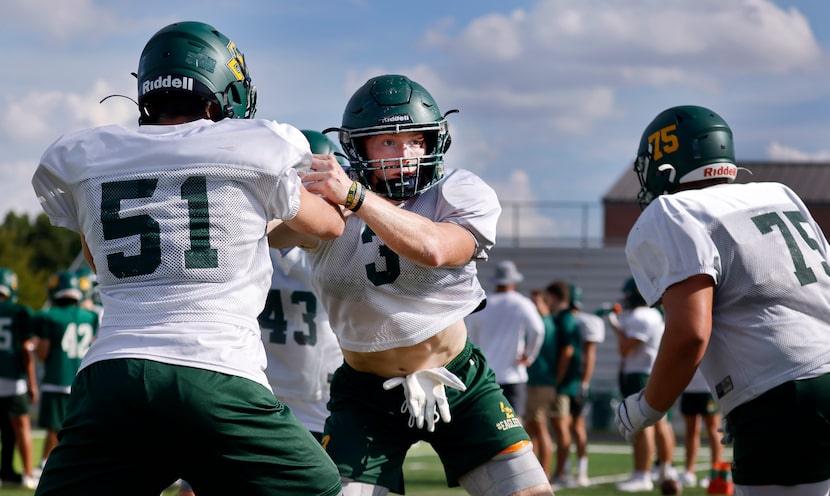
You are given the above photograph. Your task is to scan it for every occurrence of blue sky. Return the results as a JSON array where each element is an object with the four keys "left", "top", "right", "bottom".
[{"left": 4, "top": 0, "right": 830, "bottom": 240}]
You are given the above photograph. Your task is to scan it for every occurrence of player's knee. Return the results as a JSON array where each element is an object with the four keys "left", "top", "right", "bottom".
[{"left": 458, "top": 441, "right": 551, "bottom": 495}]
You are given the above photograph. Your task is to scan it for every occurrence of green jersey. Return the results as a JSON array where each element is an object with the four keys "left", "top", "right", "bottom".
[
  {"left": 34, "top": 303, "right": 99, "bottom": 392},
  {"left": 527, "top": 314, "right": 557, "bottom": 386},
  {"left": 0, "top": 301, "right": 33, "bottom": 395},
  {"left": 554, "top": 309, "right": 582, "bottom": 396}
]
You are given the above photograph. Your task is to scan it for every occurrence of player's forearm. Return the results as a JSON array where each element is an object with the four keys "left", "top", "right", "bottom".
[
  {"left": 356, "top": 191, "right": 474, "bottom": 267},
  {"left": 644, "top": 334, "right": 704, "bottom": 411},
  {"left": 581, "top": 344, "right": 597, "bottom": 383},
  {"left": 643, "top": 274, "right": 713, "bottom": 411}
]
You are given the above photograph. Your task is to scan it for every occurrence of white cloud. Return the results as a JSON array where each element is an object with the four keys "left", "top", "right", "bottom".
[
  {"left": 0, "top": 160, "right": 44, "bottom": 216},
  {"left": 488, "top": 169, "right": 558, "bottom": 240},
  {"left": 4, "top": 0, "right": 159, "bottom": 41},
  {"left": 2, "top": 81, "right": 137, "bottom": 143},
  {"left": 765, "top": 142, "right": 830, "bottom": 161},
  {"left": 423, "top": 0, "right": 822, "bottom": 120}
]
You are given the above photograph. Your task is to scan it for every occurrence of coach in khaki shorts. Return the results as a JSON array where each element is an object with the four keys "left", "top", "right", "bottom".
[{"left": 525, "top": 289, "right": 559, "bottom": 480}]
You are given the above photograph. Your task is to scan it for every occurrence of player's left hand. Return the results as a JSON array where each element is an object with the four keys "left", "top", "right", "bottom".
[
  {"left": 383, "top": 367, "right": 467, "bottom": 432},
  {"left": 613, "top": 389, "right": 665, "bottom": 442},
  {"left": 302, "top": 154, "right": 354, "bottom": 205}
]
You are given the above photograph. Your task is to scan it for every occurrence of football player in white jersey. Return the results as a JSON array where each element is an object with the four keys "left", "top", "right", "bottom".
[
  {"left": 259, "top": 130, "right": 344, "bottom": 437},
  {"left": 270, "top": 75, "right": 552, "bottom": 496},
  {"left": 611, "top": 279, "right": 676, "bottom": 492},
  {"left": 178, "top": 131, "right": 347, "bottom": 496},
  {"left": 31, "top": 21, "right": 344, "bottom": 496},
  {"left": 616, "top": 105, "right": 830, "bottom": 496},
  {"left": 569, "top": 284, "right": 606, "bottom": 487}
]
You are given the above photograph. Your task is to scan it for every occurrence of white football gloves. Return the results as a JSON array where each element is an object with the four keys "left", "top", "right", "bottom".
[
  {"left": 383, "top": 367, "right": 467, "bottom": 432},
  {"left": 613, "top": 389, "right": 666, "bottom": 443}
]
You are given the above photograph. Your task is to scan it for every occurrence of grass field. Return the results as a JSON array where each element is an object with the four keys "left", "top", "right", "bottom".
[{"left": 7, "top": 429, "right": 730, "bottom": 495}]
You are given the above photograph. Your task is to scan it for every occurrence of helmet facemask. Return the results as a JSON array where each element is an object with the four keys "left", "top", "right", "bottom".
[
  {"left": 329, "top": 75, "right": 456, "bottom": 201},
  {"left": 338, "top": 119, "right": 450, "bottom": 201}
]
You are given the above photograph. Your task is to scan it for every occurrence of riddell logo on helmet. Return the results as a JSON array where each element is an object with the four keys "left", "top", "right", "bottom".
[
  {"left": 379, "top": 114, "right": 412, "bottom": 124},
  {"left": 141, "top": 75, "right": 194, "bottom": 95},
  {"left": 703, "top": 164, "right": 737, "bottom": 177}
]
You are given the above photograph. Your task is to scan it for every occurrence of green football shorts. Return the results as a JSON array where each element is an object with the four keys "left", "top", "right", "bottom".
[
  {"left": 728, "top": 372, "right": 830, "bottom": 486},
  {"left": 323, "top": 340, "right": 530, "bottom": 495},
  {"left": 38, "top": 392, "right": 70, "bottom": 431},
  {"left": 35, "top": 358, "right": 341, "bottom": 496}
]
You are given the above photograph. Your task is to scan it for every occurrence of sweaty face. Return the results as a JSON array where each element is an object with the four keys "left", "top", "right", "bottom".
[{"left": 363, "top": 132, "right": 426, "bottom": 179}]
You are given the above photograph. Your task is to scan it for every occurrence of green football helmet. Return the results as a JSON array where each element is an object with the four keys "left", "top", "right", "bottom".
[
  {"left": 75, "top": 267, "right": 101, "bottom": 306},
  {"left": 0, "top": 268, "right": 18, "bottom": 302},
  {"left": 326, "top": 75, "right": 456, "bottom": 201},
  {"left": 569, "top": 284, "right": 583, "bottom": 310},
  {"left": 300, "top": 130, "right": 349, "bottom": 170},
  {"left": 136, "top": 21, "right": 256, "bottom": 124},
  {"left": 48, "top": 270, "right": 83, "bottom": 302},
  {"left": 621, "top": 277, "right": 646, "bottom": 309},
  {"left": 634, "top": 105, "right": 736, "bottom": 206}
]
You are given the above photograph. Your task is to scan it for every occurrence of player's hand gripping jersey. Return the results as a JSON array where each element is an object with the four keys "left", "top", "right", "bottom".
[{"left": 626, "top": 182, "right": 830, "bottom": 415}]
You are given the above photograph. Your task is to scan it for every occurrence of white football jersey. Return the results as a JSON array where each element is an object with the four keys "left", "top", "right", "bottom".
[
  {"left": 576, "top": 311, "right": 605, "bottom": 344},
  {"left": 307, "top": 168, "right": 501, "bottom": 352},
  {"left": 259, "top": 248, "right": 342, "bottom": 433},
  {"left": 465, "top": 290, "right": 545, "bottom": 385},
  {"left": 32, "top": 119, "right": 311, "bottom": 389},
  {"left": 627, "top": 182, "right": 830, "bottom": 415},
  {"left": 685, "top": 368, "right": 710, "bottom": 394},
  {"left": 618, "top": 307, "right": 664, "bottom": 375}
]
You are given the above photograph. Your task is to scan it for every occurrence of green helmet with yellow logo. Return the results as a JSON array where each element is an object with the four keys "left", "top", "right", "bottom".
[
  {"left": 0, "top": 268, "right": 18, "bottom": 302},
  {"left": 137, "top": 21, "right": 256, "bottom": 124},
  {"left": 634, "top": 105, "right": 736, "bottom": 206}
]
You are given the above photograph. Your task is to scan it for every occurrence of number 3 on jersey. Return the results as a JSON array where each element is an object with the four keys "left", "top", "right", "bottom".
[
  {"left": 361, "top": 226, "right": 400, "bottom": 286},
  {"left": 101, "top": 176, "right": 218, "bottom": 278}
]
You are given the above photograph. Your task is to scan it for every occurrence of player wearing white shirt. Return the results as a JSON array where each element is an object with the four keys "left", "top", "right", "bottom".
[
  {"left": 570, "top": 285, "right": 606, "bottom": 487},
  {"left": 465, "top": 260, "right": 545, "bottom": 420},
  {"left": 611, "top": 279, "right": 675, "bottom": 492},
  {"left": 261, "top": 248, "right": 343, "bottom": 436},
  {"left": 256, "top": 130, "right": 346, "bottom": 438},
  {"left": 617, "top": 105, "right": 830, "bottom": 495},
  {"left": 30, "top": 21, "right": 343, "bottom": 496},
  {"left": 270, "top": 75, "right": 551, "bottom": 496},
  {"left": 617, "top": 305, "right": 663, "bottom": 376},
  {"left": 678, "top": 369, "right": 722, "bottom": 488}
]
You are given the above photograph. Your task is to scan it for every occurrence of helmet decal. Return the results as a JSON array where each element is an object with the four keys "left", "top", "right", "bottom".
[
  {"left": 136, "top": 21, "right": 256, "bottom": 123},
  {"left": 634, "top": 105, "right": 736, "bottom": 206}
]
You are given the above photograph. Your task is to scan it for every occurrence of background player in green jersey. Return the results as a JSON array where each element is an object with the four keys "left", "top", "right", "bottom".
[
  {"left": 0, "top": 267, "right": 38, "bottom": 489},
  {"left": 33, "top": 271, "right": 99, "bottom": 473}
]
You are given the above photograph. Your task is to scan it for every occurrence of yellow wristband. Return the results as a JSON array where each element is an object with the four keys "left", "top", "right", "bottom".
[
  {"left": 348, "top": 184, "right": 366, "bottom": 212},
  {"left": 344, "top": 182, "right": 359, "bottom": 208}
]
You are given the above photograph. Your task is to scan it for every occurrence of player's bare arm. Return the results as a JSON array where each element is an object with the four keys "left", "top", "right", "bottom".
[
  {"left": 283, "top": 185, "right": 344, "bottom": 240},
  {"left": 643, "top": 274, "right": 714, "bottom": 411},
  {"left": 304, "top": 145, "right": 478, "bottom": 268}
]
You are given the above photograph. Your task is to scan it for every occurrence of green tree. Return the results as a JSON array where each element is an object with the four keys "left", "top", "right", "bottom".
[{"left": 0, "top": 212, "right": 81, "bottom": 309}]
